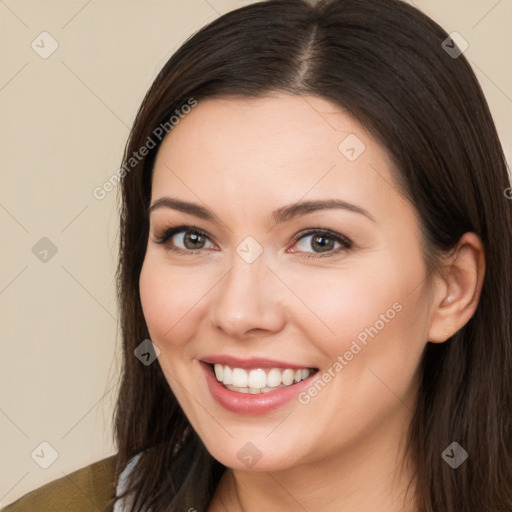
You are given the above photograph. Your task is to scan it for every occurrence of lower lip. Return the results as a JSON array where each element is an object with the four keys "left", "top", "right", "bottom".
[{"left": 200, "top": 362, "right": 316, "bottom": 415}]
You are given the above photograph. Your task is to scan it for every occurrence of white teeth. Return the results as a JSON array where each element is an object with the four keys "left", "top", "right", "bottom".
[
  {"left": 282, "top": 369, "right": 295, "bottom": 386},
  {"left": 223, "top": 366, "right": 233, "bottom": 385},
  {"left": 214, "top": 364, "right": 223, "bottom": 382},
  {"left": 212, "top": 364, "right": 314, "bottom": 394},
  {"left": 248, "top": 369, "right": 266, "bottom": 389},
  {"left": 232, "top": 368, "right": 248, "bottom": 388},
  {"left": 267, "top": 368, "right": 282, "bottom": 388}
]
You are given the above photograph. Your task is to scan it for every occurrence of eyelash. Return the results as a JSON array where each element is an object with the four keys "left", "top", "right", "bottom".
[{"left": 153, "top": 225, "right": 353, "bottom": 258}]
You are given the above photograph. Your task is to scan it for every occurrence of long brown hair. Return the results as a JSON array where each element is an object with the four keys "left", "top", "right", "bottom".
[{"left": 111, "top": 0, "right": 512, "bottom": 510}]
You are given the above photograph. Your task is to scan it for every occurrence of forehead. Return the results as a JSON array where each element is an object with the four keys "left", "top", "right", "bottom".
[{"left": 150, "top": 93, "right": 400, "bottom": 217}]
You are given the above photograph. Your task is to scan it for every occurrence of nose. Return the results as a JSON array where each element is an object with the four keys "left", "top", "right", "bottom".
[{"left": 209, "top": 251, "right": 286, "bottom": 340}]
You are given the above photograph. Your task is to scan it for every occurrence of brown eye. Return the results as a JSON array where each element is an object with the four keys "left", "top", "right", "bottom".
[
  {"left": 154, "top": 226, "right": 216, "bottom": 253},
  {"left": 290, "top": 229, "right": 352, "bottom": 257},
  {"left": 182, "top": 230, "right": 207, "bottom": 249},
  {"left": 310, "top": 234, "right": 336, "bottom": 252}
]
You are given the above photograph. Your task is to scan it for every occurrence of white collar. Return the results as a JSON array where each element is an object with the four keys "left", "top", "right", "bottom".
[{"left": 113, "top": 452, "right": 142, "bottom": 511}]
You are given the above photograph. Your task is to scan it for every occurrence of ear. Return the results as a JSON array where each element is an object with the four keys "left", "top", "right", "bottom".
[{"left": 427, "top": 232, "right": 485, "bottom": 343}]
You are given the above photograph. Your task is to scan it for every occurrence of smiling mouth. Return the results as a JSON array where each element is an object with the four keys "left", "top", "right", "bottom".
[{"left": 209, "top": 363, "right": 319, "bottom": 394}]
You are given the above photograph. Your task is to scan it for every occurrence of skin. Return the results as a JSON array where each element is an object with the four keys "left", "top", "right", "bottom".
[{"left": 139, "top": 93, "right": 485, "bottom": 511}]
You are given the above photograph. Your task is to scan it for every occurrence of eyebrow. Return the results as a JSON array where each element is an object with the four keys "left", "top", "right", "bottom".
[{"left": 149, "top": 197, "right": 376, "bottom": 223}]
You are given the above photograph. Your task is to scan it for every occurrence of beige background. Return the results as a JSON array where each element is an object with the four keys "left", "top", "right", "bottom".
[{"left": 1, "top": 0, "right": 510, "bottom": 506}]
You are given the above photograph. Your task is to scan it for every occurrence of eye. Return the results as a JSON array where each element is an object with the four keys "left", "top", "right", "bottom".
[
  {"left": 153, "top": 225, "right": 352, "bottom": 258},
  {"left": 153, "top": 225, "right": 216, "bottom": 253},
  {"left": 288, "top": 229, "right": 352, "bottom": 257}
]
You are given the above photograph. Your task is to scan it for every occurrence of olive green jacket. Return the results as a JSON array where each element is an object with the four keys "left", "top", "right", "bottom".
[{"left": 1, "top": 455, "right": 118, "bottom": 512}]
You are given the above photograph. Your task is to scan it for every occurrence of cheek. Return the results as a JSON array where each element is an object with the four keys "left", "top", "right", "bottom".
[
  {"left": 280, "top": 263, "right": 396, "bottom": 343},
  {"left": 139, "top": 255, "right": 210, "bottom": 347},
  {"left": 282, "top": 247, "right": 428, "bottom": 364}
]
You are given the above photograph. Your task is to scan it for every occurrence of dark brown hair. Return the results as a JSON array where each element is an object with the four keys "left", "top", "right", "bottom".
[{"left": 111, "top": 0, "right": 512, "bottom": 510}]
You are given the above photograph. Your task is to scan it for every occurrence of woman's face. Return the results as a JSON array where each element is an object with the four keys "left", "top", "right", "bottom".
[{"left": 139, "top": 93, "right": 434, "bottom": 472}]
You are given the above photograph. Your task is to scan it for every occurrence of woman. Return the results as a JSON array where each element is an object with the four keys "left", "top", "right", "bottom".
[{"left": 4, "top": 0, "right": 511, "bottom": 510}]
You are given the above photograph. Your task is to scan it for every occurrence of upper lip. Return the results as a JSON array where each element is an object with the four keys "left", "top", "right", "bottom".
[{"left": 201, "top": 355, "right": 317, "bottom": 370}]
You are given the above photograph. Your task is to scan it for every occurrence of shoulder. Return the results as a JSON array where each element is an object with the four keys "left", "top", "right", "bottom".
[{"left": 1, "top": 454, "right": 118, "bottom": 512}]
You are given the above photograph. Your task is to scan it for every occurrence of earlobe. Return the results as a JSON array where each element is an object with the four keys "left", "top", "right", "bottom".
[{"left": 427, "top": 232, "right": 485, "bottom": 344}]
